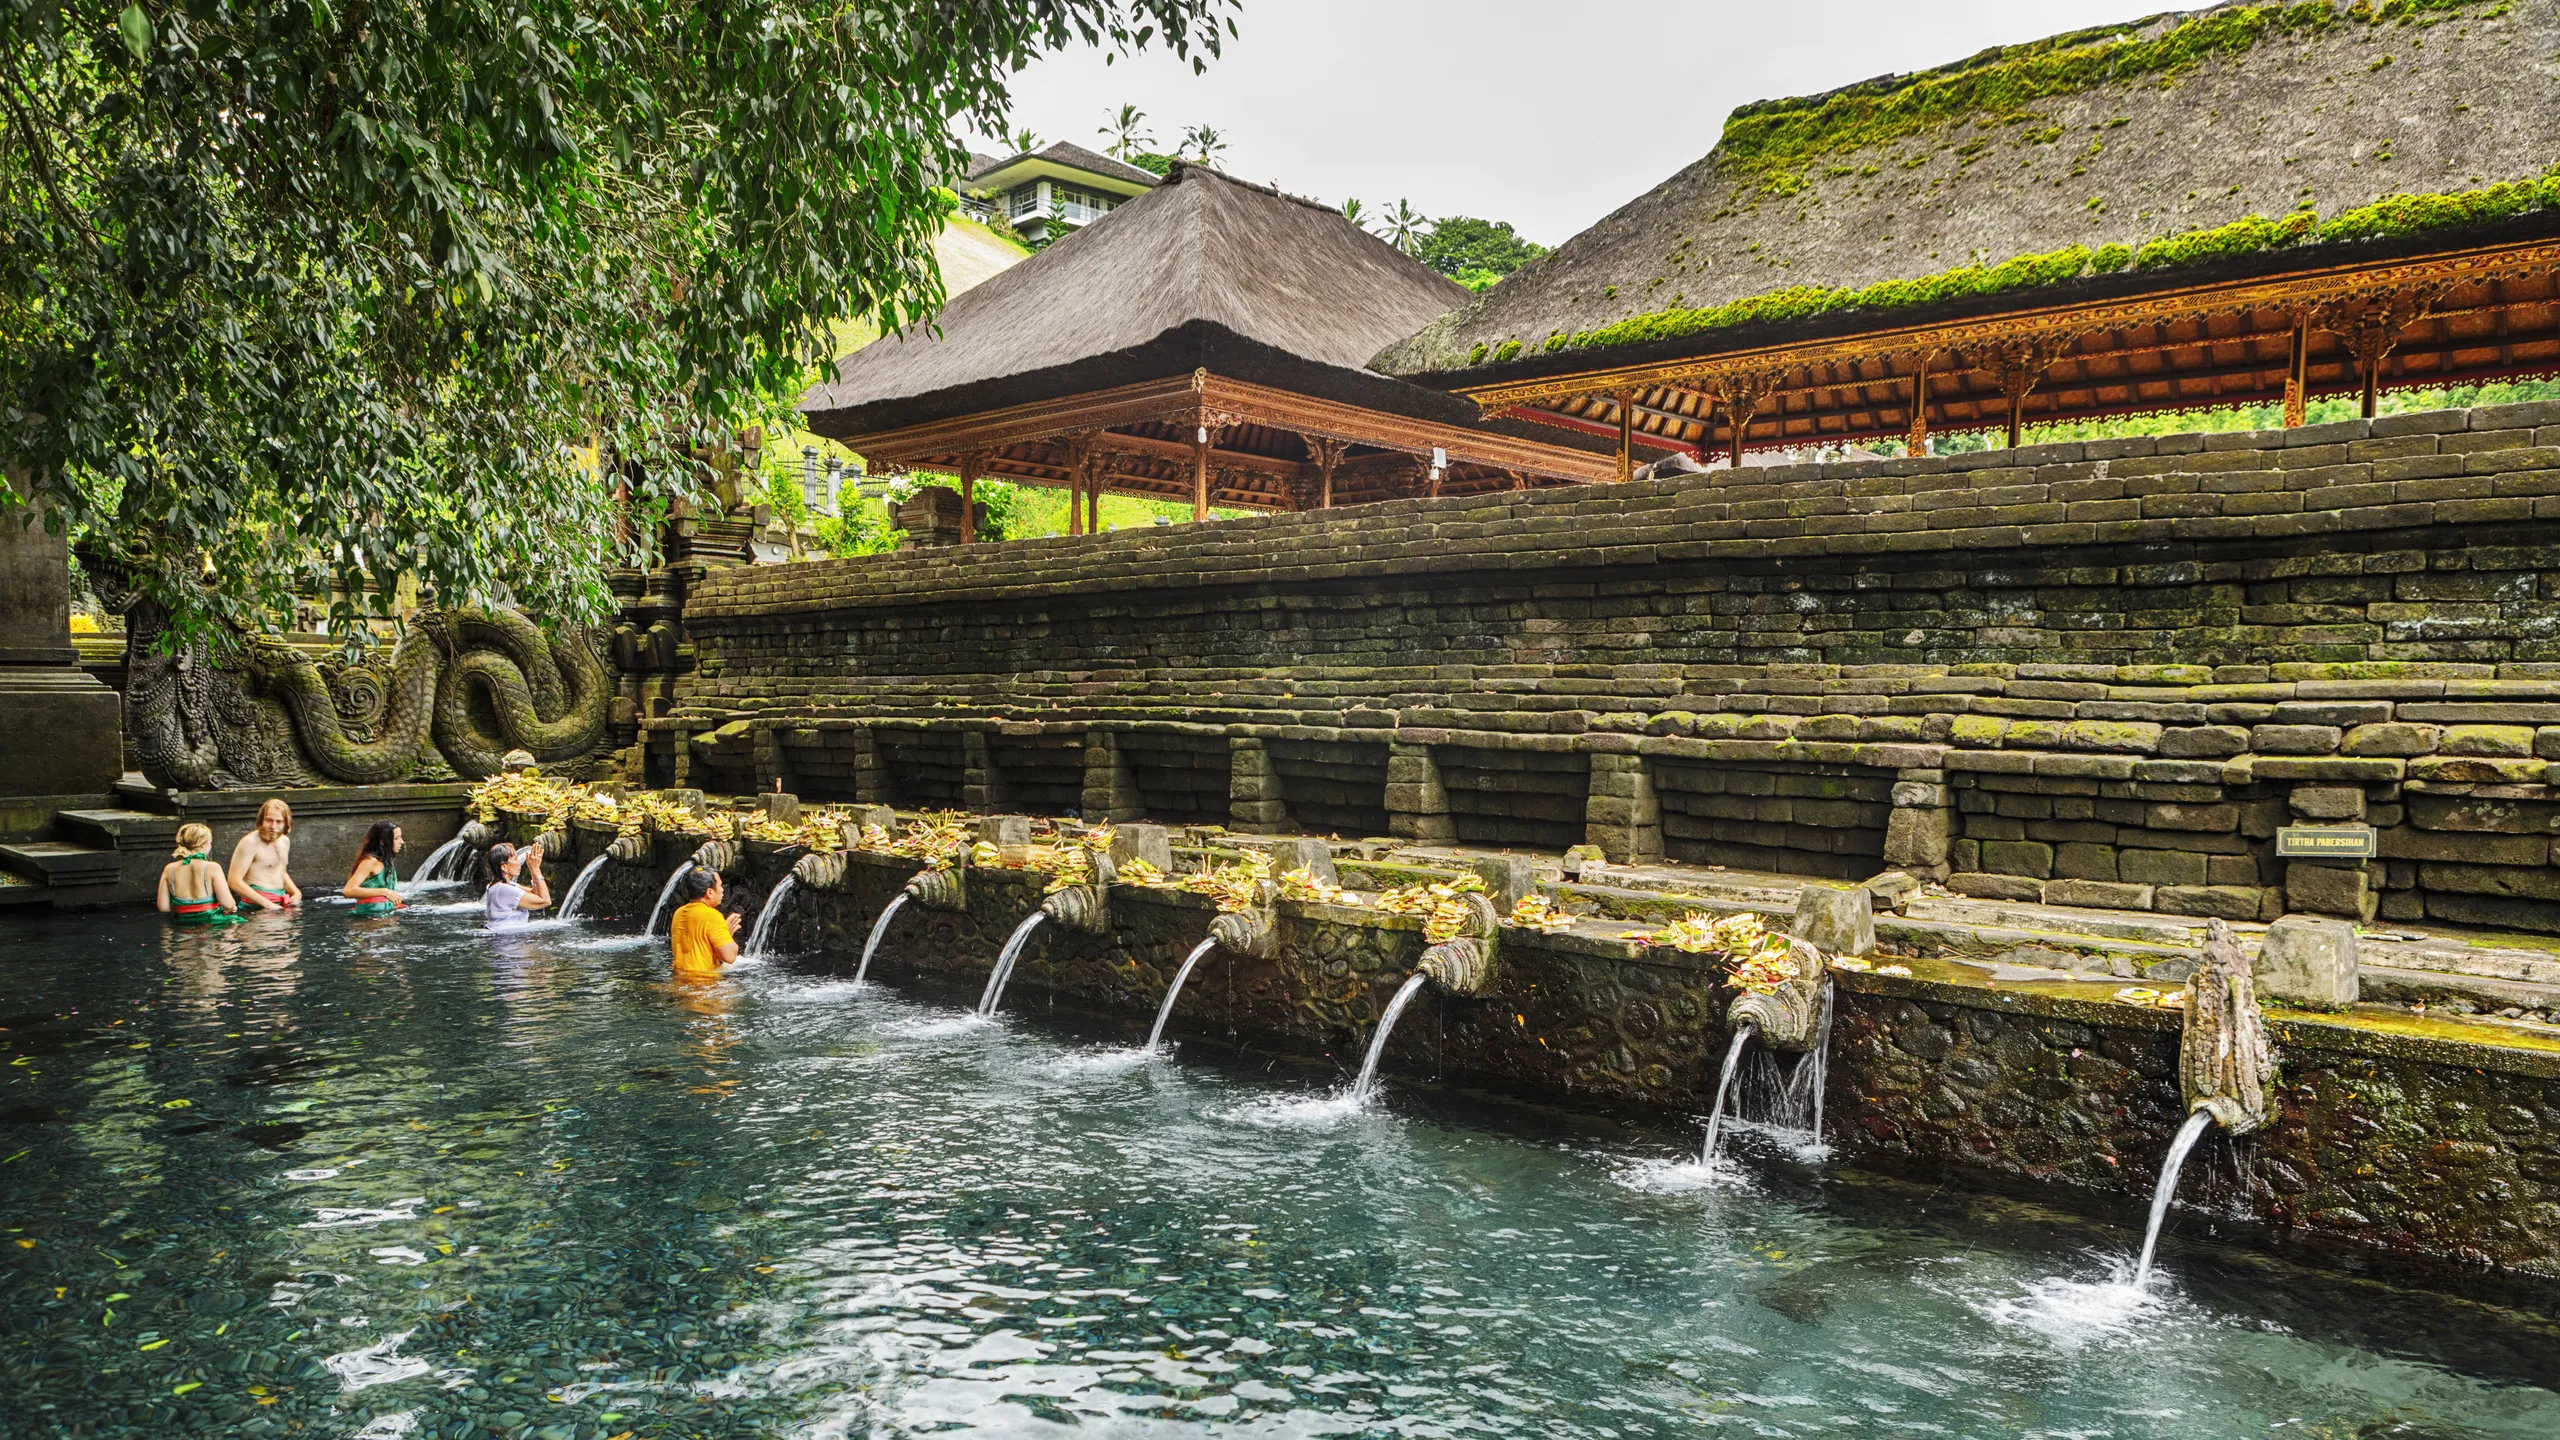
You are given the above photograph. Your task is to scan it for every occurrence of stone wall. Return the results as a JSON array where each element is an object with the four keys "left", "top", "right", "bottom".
[
  {"left": 664, "top": 403, "right": 2560, "bottom": 930},
  {"left": 768, "top": 852, "right": 2560, "bottom": 1277}
]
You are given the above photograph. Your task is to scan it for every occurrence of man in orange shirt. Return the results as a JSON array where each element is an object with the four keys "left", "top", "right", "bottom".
[{"left": 669, "top": 868, "right": 746, "bottom": 981}]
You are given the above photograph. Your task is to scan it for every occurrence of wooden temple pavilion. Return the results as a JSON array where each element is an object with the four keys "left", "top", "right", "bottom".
[
  {"left": 1373, "top": 0, "right": 2560, "bottom": 462},
  {"left": 796, "top": 164, "right": 1650, "bottom": 539}
]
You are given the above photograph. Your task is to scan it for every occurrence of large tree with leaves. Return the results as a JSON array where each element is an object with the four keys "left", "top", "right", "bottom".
[{"left": 0, "top": 0, "right": 1230, "bottom": 639}]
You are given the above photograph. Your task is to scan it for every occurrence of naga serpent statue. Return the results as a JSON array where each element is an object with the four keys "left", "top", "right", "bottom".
[{"left": 84, "top": 546, "right": 612, "bottom": 791}]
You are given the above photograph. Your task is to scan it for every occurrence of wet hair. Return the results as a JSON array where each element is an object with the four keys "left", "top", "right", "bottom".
[
  {"left": 482, "top": 843, "right": 518, "bottom": 886},
  {"left": 172, "top": 822, "right": 213, "bottom": 858},
  {"left": 355, "top": 821, "right": 401, "bottom": 865},
  {"left": 257, "top": 798, "right": 294, "bottom": 835},
  {"left": 682, "top": 867, "right": 722, "bottom": 902}
]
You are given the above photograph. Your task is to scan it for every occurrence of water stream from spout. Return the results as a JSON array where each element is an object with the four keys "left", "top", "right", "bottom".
[
  {"left": 741, "top": 877, "right": 798, "bottom": 959},
  {"left": 556, "top": 855, "right": 610, "bottom": 920},
  {"left": 1146, "top": 938, "right": 1219, "bottom": 1054},
  {"left": 2136, "top": 1108, "right": 2218, "bottom": 1285},
  {"left": 413, "top": 838, "right": 467, "bottom": 886},
  {"left": 1350, "top": 972, "right": 1432, "bottom": 1106},
  {"left": 1699, "top": 1024, "right": 1759, "bottom": 1169},
  {"left": 644, "top": 863, "right": 695, "bottom": 938},
  {"left": 852, "top": 893, "right": 908, "bottom": 989},
  {"left": 977, "top": 913, "right": 1047, "bottom": 1017}
]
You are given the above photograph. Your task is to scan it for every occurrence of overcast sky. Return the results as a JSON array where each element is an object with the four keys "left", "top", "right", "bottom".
[{"left": 982, "top": 0, "right": 2182, "bottom": 244}]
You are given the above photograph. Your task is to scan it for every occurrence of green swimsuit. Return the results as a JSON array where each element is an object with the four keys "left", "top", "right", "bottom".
[
  {"left": 351, "top": 860, "right": 401, "bottom": 917},
  {"left": 167, "top": 855, "right": 244, "bottom": 926}
]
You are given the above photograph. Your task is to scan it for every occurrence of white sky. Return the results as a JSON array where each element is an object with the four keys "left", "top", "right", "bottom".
[{"left": 983, "top": 0, "right": 2184, "bottom": 245}]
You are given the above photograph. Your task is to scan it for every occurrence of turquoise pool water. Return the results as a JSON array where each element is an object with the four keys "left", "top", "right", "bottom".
[{"left": 5, "top": 892, "right": 2560, "bottom": 1438}]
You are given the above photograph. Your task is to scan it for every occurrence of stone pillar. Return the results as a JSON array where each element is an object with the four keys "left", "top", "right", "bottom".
[
  {"left": 848, "top": 725, "right": 888, "bottom": 807},
  {"left": 1582, "top": 749, "right": 1662, "bottom": 863},
  {"left": 962, "top": 729, "right": 999, "bottom": 812},
  {"left": 0, "top": 503, "right": 120, "bottom": 834},
  {"left": 1883, "top": 766, "right": 1953, "bottom": 879},
  {"left": 1384, "top": 742, "right": 1455, "bottom": 843},
  {"left": 2284, "top": 784, "right": 2376, "bottom": 922},
  {"left": 1081, "top": 730, "right": 1140, "bottom": 823},
  {"left": 753, "top": 722, "right": 794, "bottom": 796},
  {"left": 1228, "top": 737, "right": 1289, "bottom": 833}
]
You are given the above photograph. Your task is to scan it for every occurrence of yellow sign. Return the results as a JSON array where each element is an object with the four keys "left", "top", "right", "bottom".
[{"left": 2275, "top": 825, "right": 2378, "bottom": 859}]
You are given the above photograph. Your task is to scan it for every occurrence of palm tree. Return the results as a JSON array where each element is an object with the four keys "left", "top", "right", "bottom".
[
  {"left": 1098, "top": 104, "right": 1152, "bottom": 159},
  {"left": 1340, "top": 197, "right": 1369, "bottom": 230},
  {"left": 1009, "top": 126, "right": 1041, "bottom": 155},
  {"left": 1179, "top": 124, "right": 1227, "bottom": 167},
  {"left": 1382, "top": 198, "right": 1425, "bottom": 254}
]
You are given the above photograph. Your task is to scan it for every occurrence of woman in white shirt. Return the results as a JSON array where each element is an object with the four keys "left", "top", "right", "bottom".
[{"left": 482, "top": 843, "right": 551, "bottom": 929}]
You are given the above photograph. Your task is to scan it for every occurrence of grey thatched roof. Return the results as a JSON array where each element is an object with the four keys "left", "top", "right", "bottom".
[
  {"left": 801, "top": 164, "right": 1481, "bottom": 438},
  {"left": 1376, "top": 0, "right": 2560, "bottom": 380}
]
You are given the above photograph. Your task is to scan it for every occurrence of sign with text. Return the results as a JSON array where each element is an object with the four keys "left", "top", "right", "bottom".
[{"left": 2275, "top": 825, "right": 2378, "bottom": 860}]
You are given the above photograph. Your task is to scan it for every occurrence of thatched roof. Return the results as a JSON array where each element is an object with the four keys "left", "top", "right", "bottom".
[
  {"left": 802, "top": 164, "right": 1480, "bottom": 438},
  {"left": 1376, "top": 0, "right": 2560, "bottom": 381},
  {"left": 965, "top": 141, "right": 1162, "bottom": 192}
]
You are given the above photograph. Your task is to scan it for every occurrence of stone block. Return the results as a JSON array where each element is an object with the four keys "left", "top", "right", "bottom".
[
  {"left": 2418, "top": 861, "right": 2560, "bottom": 902},
  {"left": 1791, "top": 883, "right": 1876, "bottom": 956},
  {"left": 976, "top": 815, "right": 1032, "bottom": 848},
  {"left": 1948, "top": 871, "right": 2043, "bottom": 902},
  {"left": 2145, "top": 802, "right": 2238, "bottom": 832},
  {"left": 2273, "top": 700, "right": 2392, "bottom": 727},
  {"left": 2060, "top": 719, "right": 2162, "bottom": 753},
  {"left": 2252, "top": 724, "right": 2344, "bottom": 755},
  {"left": 1883, "top": 806, "right": 1952, "bottom": 870},
  {"left": 1109, "top": 823, "right": 1175, "bottom": 874},
  {"left": 2119, "top": 847, "right": 2208, "bottom": 886},
  {"left": 2054, "top": 841, "right": 2119, "bottom": 880},
  {"left": 1980, "top": 839, "right": 2053, "bottom": 878},
  {"left": 2537, "top": 726, "right": 2560, "bottom": 762},
  {"left": 2043, "top": 878, "right": 2155, "bottom": 911},
  {"left": 2156, "top": 885, "right": 2270, "bottom": 921},
  {"left": 2285, "top": 862, "right": 2375, "bottom": 921},
  {"left": 2256, "top": 915, "right": 2359, "bottom": 1010},
  {"left": 2408, "top": 756, "right": 2547, "bottom": 784},
  {"left": 1468, "top": 854, "right": 1540, "bottom": 913},
  {"left": 2440, "top": 723, "right": 2535, "bottom": 757},
  {"left": 2158, "top": 725, "right": 2250, "bottom": 758},
  {"left": 2341, "top": 722, "right": 2439, "bottom": 757},
  {"left": 2289, "top": 786, "right": 2366, "bottom": 821}
]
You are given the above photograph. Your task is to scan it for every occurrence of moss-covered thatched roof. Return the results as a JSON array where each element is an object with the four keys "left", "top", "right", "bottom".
[{"left": 1375, "top": 0, "right": 2560, "bottom": 382}]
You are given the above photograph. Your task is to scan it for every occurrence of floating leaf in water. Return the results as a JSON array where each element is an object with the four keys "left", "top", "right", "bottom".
[
  {"left": 159, "top": 1099, "right": 192, "bottom": 1109},
  {"left": 171, "top": 1382, "right": 201, "bottom": 1395},
  {"left": 689, "top": 1195, "right": 737, "bottom": 1213}
]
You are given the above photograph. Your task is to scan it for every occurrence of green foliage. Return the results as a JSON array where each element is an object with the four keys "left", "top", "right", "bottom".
[
  {"left": 1493, "top": 340, "right": 1523, "bottom": 363},
  {"left": 2132, "top": 212, "right": 2315, "bottom": 269},
  {"left": 0, "top": 0, "right": 1232, "bottom": 641},
  {"left": 1128, "top": 152, "right": 1177, "bottom": 177},
  {"left": 2320, "top": 169, "right": 2560, "bottom": 242},
  {"left": 1716, "top": 0, "right": 2488, "bottom": 179},
  {"left": 1932, "top": 377, "right": 2560, "bottom": 454},
  {"left": 1412, "top": 217, "right": 1547, "bottom": 286}
]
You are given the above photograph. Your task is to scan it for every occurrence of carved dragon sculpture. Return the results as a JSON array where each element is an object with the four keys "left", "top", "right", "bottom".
[{"left": 84, "top": 545, "right": 611, "bottom": 790}]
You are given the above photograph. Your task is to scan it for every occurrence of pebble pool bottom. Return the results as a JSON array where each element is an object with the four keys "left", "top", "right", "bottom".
[{"left": 5, "top": 894, "right": 2560, "bottom": 1439}]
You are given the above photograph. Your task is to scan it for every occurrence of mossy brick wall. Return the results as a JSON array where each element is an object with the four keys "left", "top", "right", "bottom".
[{"left": 671, "top": 403, "right": 2560, "bottom": 928}]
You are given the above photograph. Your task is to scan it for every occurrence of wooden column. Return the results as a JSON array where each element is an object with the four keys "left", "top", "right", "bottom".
[
  {"left": 1310, "top": 437, "right": 1346, "bottom": 509},
  {"left": 1191, "top": 427, "right": 1212, "bottom": 523},
  {"left": 1614, "top": 389, "right": 1633, "bottom": 482},
  {"left": 1723, "top": 399, "right": 1755, "bottom": 471},
  {"left": 2283, "top": 318, "right": 2310, "bottom": 428},
  {"left": 958, "top": 452, "right": 981, "bottom": 544},
  {"left": 1990, "top": 335, "right": 2073, "bottom": 451},
  {"left": 1907, "top": 361, "right": 1931, "bottom": 455}
]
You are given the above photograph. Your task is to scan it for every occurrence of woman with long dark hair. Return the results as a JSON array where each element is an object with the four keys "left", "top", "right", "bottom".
[{"left": 343, "top": 822, "right": 406, "bottom": 915}]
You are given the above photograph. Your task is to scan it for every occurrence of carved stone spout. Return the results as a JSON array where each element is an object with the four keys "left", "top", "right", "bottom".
[
  {"left": 1728, "top": 938, "right": 1828, "bottom": 1054},
  {"left": 457, "top": 820, "right": 498, "bottom": 851},
  {"left": 533, "top": 828, "right": 568, "bottom": 858},
  {"left": 1041, "top": 846, "right": 1119, "bottom": 935},
  {"left": 793, "top": 850, "right": 851, "bottom": 891},
  {"left": 2181, "top": 918, "right": 2278, "bottom": 1135},
  {"left": 906, "top": 864, "right": 967, "bottom": 911},
  {"left": 1417, "top": 893, "right": 1501, "bottom": 997},
  {"left": 689, "top": 839, "right": 737, "bottom": 874},
  {"left": 605, "top": 833, "right": 651, "bottom": 865},
  {"left": 1208, "top": 879, "right": 1282, "bottom": 959}
]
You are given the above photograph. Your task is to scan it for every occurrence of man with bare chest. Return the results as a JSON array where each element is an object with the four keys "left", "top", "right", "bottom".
[{"left": 228, "top": 798, "right": 304, "bottom": 911}]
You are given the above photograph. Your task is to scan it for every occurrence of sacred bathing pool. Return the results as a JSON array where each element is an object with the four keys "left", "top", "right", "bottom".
[{"left": 15, "top": 2, "right": 2560, "bottom": 1432}]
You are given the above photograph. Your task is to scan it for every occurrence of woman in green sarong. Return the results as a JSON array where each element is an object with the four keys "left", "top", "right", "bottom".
[
  {"left": 158, "top": 823, "right": 245, "bottom": 926},
  {"left": 342, "top": 821, "right": 406, "bottom": 916}
]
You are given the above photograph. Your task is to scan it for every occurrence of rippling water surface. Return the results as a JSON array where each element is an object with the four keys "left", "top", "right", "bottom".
[{"left": 6, "top": 895, "right": 2560, "bottom": 1438}]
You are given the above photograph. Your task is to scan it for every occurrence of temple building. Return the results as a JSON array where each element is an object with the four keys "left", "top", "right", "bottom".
[
  {"left": 960, "top": 141, "right": 1162, "bottom": 244},
  {"left": 1372, "top": 1, "right": 2560, "bottom": 462},
  {"left": 799, "top": 164, "right": 1645, "bottom": 537}
]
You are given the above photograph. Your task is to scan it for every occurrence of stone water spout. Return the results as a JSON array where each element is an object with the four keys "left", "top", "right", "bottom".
[
  {"left": 2180, "top": 917, "right": 2277, "bottom": 1135},
  {"left": 1038, "top": 845, "right": 1118, "bottom": 934},
  {"left": 1416, "top": 892, "right": 1502, "bottom": 997},
  {"left": 793, "top": 850, "right": 851, "bottom": 890},
  {"left": 533, "top": 828, "right": 569, "bottom": 857},
  {"left": 457, "top": 820, "right": 498, "bottom": 852},
  {"left": 1208, "top": 878, "right": 1282, "bottom": 959},
  {"left": 1725, "top": 937, "right": 1829, "bottom": 1054},
  {"left": 905, "top": 863, "right": 968, "bottom": 912},
  {"left": 605, "top": 833, "right": 652, "bottom": 865},
  {"left": 689, "top": 838, "right": 737, "bottom": 874}
]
